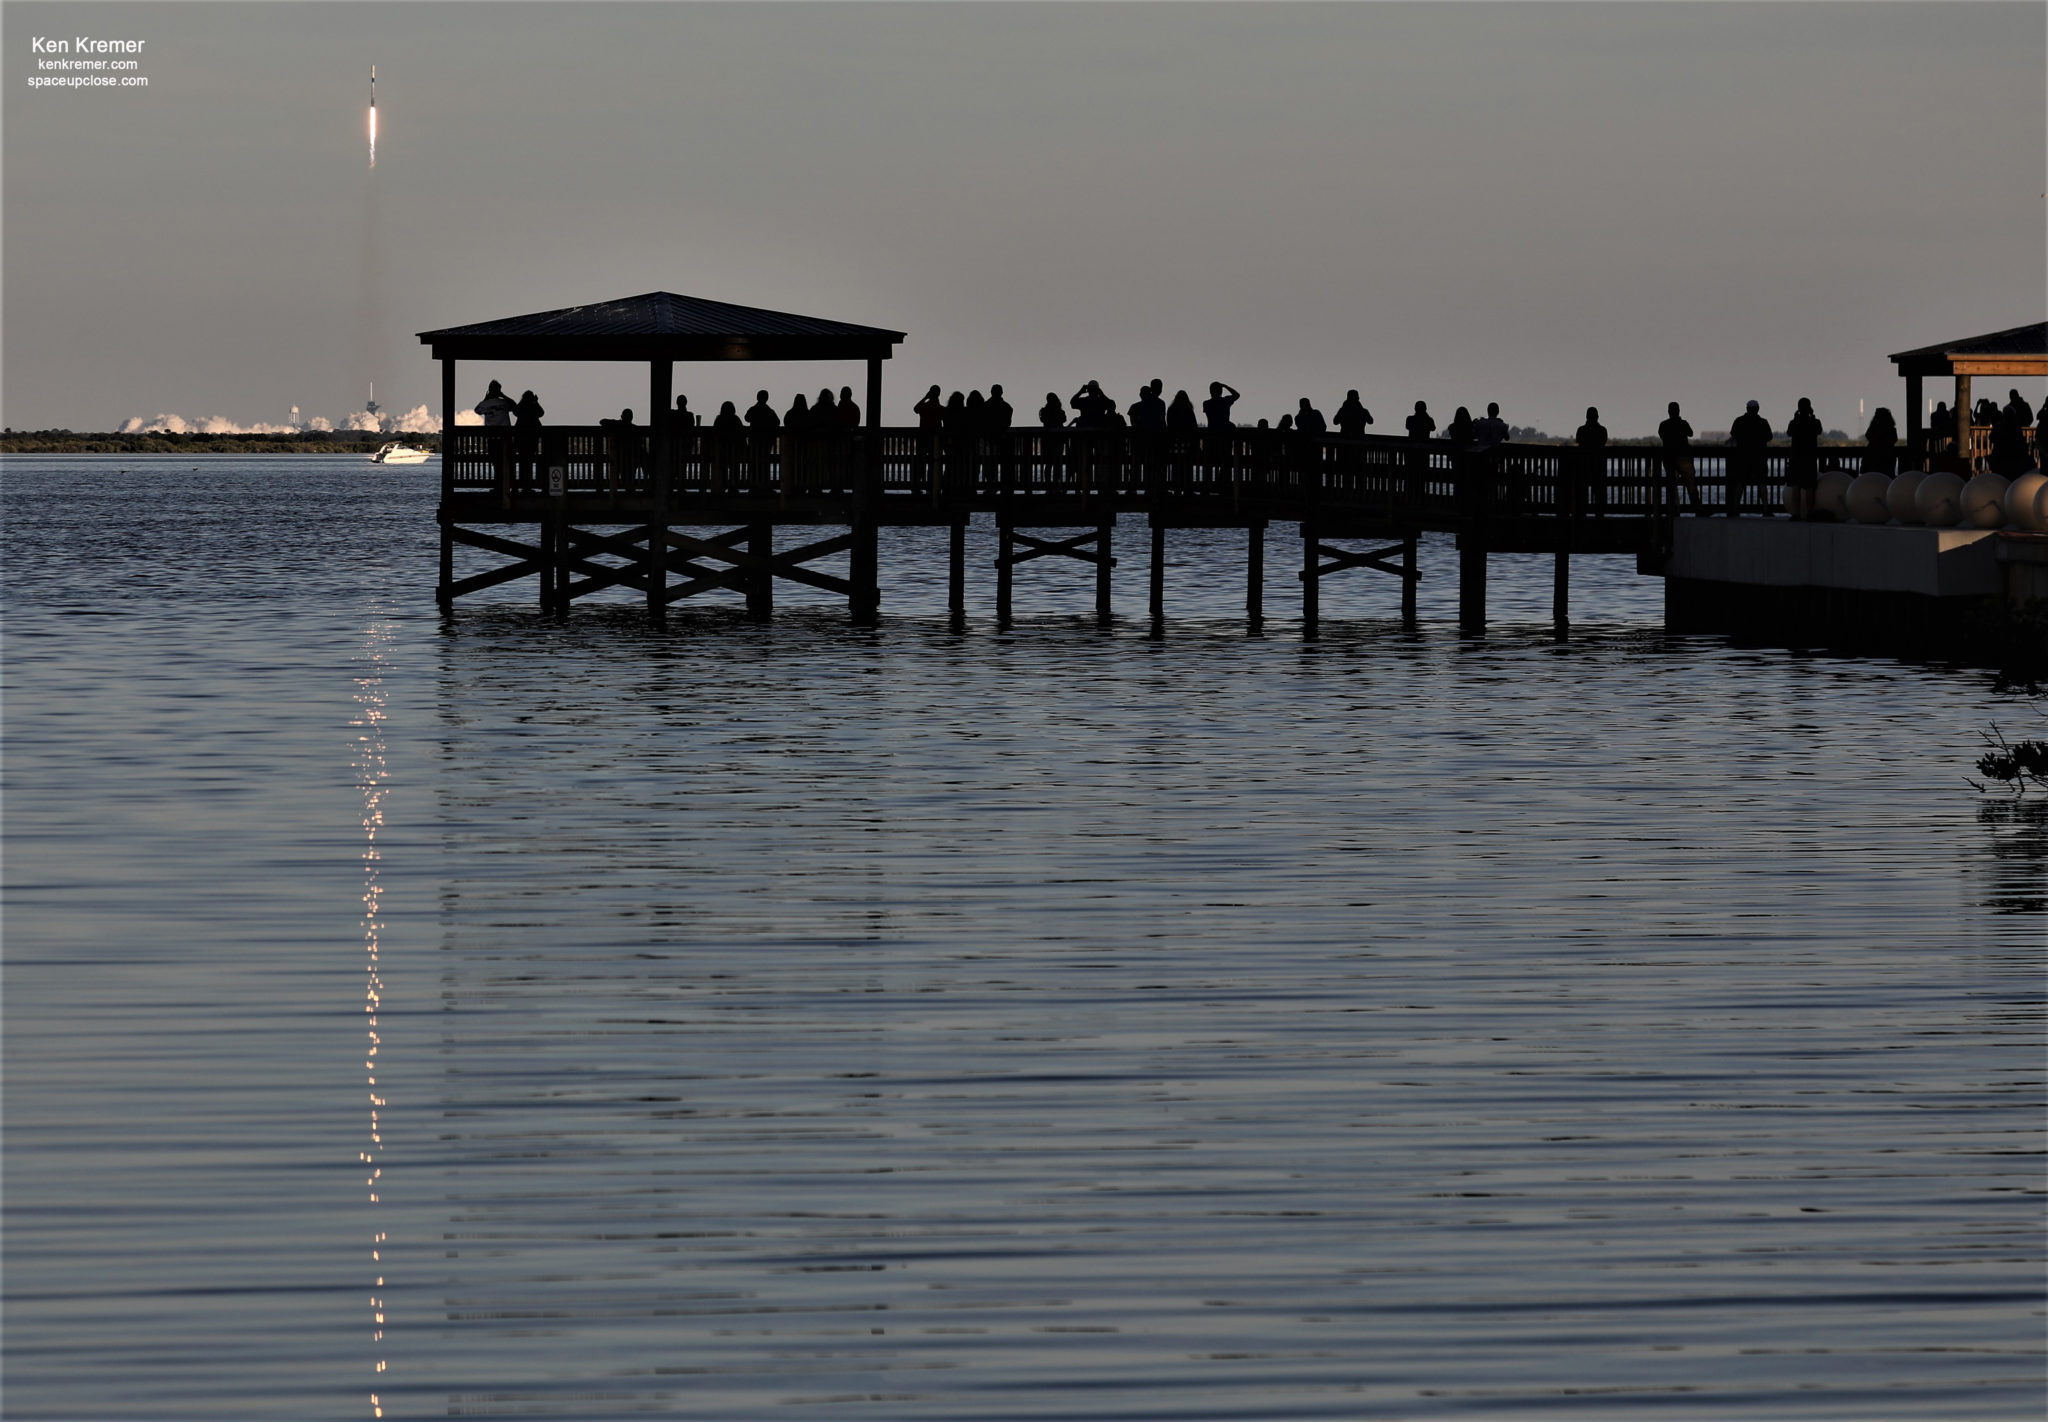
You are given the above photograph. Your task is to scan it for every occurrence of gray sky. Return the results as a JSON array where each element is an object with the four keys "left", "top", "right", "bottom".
[{"left": 5, "top": 2, "right": 2043, "bottom": 435}]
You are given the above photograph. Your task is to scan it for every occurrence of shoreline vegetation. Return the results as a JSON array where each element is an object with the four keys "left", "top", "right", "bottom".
[{"left": 0, "top": 429, "right": 441, "bottom": 454}]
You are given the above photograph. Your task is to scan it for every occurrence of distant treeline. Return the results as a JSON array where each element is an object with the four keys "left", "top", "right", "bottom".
[{"left": 0, "top": 429, "right": 441, "bottom": 454}]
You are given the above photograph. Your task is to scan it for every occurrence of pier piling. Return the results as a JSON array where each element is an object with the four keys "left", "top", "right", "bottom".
[
  {"left": 1149, "top": 523, "right": 1166, "bottom": 635},
  {"left": 948, "top": 521, "right": 966, "bottom": 628},
  {"left": 996, "top": 525, "right": 1014, "bottom": 628},
  {"left": 1459, "top": 536, "right": 1487, "bottom": 633},
  {"left": 1247, "top": 523, "right": 1265, "bottom": 633},
  {"left": 1097, "top": 517, "right": 1114, "bottom": 625}
]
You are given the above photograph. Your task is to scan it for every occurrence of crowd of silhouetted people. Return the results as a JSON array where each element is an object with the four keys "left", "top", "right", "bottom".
[{"left": 470, "top": 375, "right": 2045, "bottom": 514}]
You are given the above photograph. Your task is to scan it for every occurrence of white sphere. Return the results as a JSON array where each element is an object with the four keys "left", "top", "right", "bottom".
[
  {"left": 1886, "top": 469, "right": 1928, "bottom": 524},
  {"left": 1915, "top": 471, "right": 1966, "bottom": 528},
  {"left": 1815, "top": 469, "right": 1856, "bottom": 522},
  {"left": 1845, "top": 471, "right": 1893, "bottom": 523},
  {"left": 2004, "top": 470, "right": 2048, "bottom": 532},
  {"left": 1961, "top": 473, "right": 2011, "bottom": 529}
]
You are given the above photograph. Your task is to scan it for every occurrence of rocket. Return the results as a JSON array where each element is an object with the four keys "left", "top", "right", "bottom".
[{"left": 368, "top": 65, "right": 377, "bottom": 168}]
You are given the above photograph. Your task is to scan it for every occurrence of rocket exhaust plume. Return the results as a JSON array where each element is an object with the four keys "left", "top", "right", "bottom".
[{"left": 361, "top": 65, "right": 387, "bottom": 425}]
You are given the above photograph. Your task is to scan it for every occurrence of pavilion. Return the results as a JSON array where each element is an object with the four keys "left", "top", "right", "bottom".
[
  {"left": 418, "top": 288, "right": 905, "bottom": 437},
  {"left": 1889, "top": 320, "right": 2047, "bottom": 467},
  {"left": 418, "top": 291, "right": 905, "bottom": 619}
]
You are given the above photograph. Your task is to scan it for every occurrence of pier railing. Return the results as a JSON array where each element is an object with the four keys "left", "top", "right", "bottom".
[{"left": 445, "top": 426, "right": 1891, "bottom": 521}]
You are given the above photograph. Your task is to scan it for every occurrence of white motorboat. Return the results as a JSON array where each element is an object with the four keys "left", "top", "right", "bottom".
[{"left": 371, "top": 442, "right": 433, "bottom": 464}]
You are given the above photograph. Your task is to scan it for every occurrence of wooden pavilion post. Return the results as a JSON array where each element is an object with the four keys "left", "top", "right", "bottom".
[
  {"left": 648, "top": 359, "right": 672, "bottom": 621},
  {"left": 1905, "top": 372, "right": 1924, "bottom": 470},
  {"left": 438, "top": 357, "right": 456, "bottom": 608},
  {"left": 851, "top": 356, "right": 883, "bottom": 625}
]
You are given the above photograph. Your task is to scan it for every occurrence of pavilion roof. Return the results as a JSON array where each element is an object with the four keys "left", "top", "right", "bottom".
[
  {"left": 418, "top": 292, "right": 905, "bottom": 363},
  {"left": 1889, "top": 321, "right": 2048, "bottom": 378}
]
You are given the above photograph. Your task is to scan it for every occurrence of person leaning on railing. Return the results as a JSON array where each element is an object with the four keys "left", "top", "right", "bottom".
[
  {"left": 1658, "top": 402, "right": 1700, "bottom": 512},
  {"left": 1575, "top": 407, "right": 1608, "bottom": 514},
  {"left": 1403, "top": 401, "right": 1436, "bottom": 507},
  {"left": 1784, "top": 398, "right": 1822, "bottom": 521},
  {"left": 1725, "top": 400, "right": 1772, "bottom": 518},
  {"left": 1861, "top": 408, "right": 1898, "bottom": 476},
  {"left": 513, "top": 390, "right": 544, "bottom": 489}
]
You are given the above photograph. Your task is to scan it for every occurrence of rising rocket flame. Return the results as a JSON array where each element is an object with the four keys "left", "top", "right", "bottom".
[{"left": 368, "top": 65, "right": 377, "bottom": 169}]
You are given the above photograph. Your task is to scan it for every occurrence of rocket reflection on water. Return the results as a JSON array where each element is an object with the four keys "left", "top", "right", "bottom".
[{"left": 368, "top": 65, "right": 376, "bottom": 169}]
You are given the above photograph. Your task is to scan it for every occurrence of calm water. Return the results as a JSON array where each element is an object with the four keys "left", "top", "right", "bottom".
[{"left": 4, "top": 455, "right": 2042, "bottom": 1420}]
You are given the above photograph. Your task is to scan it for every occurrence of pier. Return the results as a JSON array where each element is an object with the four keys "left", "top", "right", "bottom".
[{"left": 423, "top": 296, "right": 2041, "bottom": 643}]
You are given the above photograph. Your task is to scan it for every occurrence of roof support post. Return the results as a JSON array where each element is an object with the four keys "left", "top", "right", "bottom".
[
  {"left": 850, "top": 355, "right": 884, "bottom": 626},
  {"left": 648, "top": 358, "right": 672, "bottom": 621},
  {"left": 438, "top": 357, "right": 456, "bottom": 608},
  {"left": 1905, "top": 372, "right": 1923, "bottom": 470}
]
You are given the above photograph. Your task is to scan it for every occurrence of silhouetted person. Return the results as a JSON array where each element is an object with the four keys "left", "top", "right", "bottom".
[
  {"left": 943, "top": 390, "right": 968, "bottom": 429},
  {"left": 1989, "top": 392, "right": 2030, "bottom": 477},
  {"left": 1166, "top": 390, "right": 1198, "bottom": 430},
  {"left": 1785, "top": 397, "right": 1822, "bottom": 520},
  {"left": 1445, "top": 406, "right": 1475, "bottom": 445},
  {"left": 836, "top": 386, "right": 861, "bottom": 428},
  {"left": 1403, "top": 401, "right": 1435, "bottom": 506},
  {"left": 745, "top": 391, "right": 780, "bottom": 429},
  {"left": 915, "top": 385, "right": 945, "bottom": 429},
  {"left": 1575, "top": 406, "right": 1608, "bottom": 512},
  {"left": 1471, "top": 402, "right": 1507, "bottom": 450},
  {"left": 473, "top": 379, "right": 516, "bottom": 426},
  {"left": 1131, "top": 384, "right": 1167, "bottom": 430},
  {"left": 1277, "top": 413, "right": 1294, "bottom": 432},
  {"left": 784, "top": 392, "right": 812, "bottom": 430},
  {"left": 710, "top": 400, "right": 744, "bottom": 488},
  {"left": 1039, "top": 392, "right": 1066, "bottom": 429},
  {"left": 1726, "top": 399, "right": 1771, "bottom": 517},
  {"left": 1471, "top": 403, "right": 1514, "bottom": 504},
  {"left": 599, "top": 407, "right": 639, "bottom": 489},
  {"left": 513, "top": 389, "right": 545, "bottom": 486},
  {"left": 964, "top": 390, "right": 986, "bottom": 430},
  {"left": 1333, "top": 391, "right": 1373, "bottom": 436},
  {"left": 1296, "top": 398, "right": 1326, "bottom": 435},
  {"left": 985, "top": 384, "right": 1013, "bottom": 430},
  {"left": 1071, "top": 380, "right": 1113, "bottom": 428},
  {"left": 1975, "top": 397, "right": 1999, "bottom": 428},
  {"left": 1202, "top": 381, "right": 1240, "bottom": 429},
  {"left": 1861, "top": 407, "right": 1897, "bottom": 475},
  {"left": 1929, "top": 400, "right": 1954, "bottom": 450},
  {"left": 814, "top": 389, "right": 838, "bottom": 426},
  {"left": 1659, "top": 402, "right": 1701, "bottom": 510}
]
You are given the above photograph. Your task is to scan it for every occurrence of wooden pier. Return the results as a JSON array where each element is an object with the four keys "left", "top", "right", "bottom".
[
  {"left": 420, "top": 291, "right": 1920, "bottom": 637},
  {"left": 436, "top": 422, "right": 1851, "bottom": 636}
]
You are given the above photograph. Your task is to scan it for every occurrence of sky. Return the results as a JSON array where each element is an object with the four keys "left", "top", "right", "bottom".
[{"left": 4, "top": 1, "right": 2043, "bottom": 437}]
